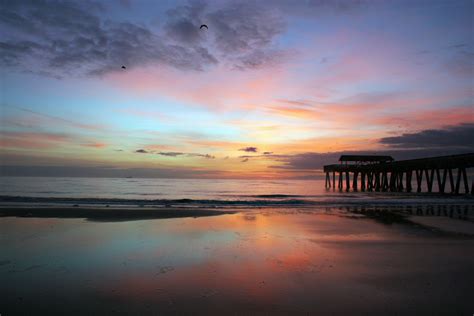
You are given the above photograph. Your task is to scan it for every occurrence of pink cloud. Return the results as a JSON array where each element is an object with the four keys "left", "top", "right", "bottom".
[
  {"left": 0, "top": 132, "right": 70, "bottom": 149},
  {"left": 107, "top": 64, "right": 293, "bottom": 111},
  {"left": 373, "top": 106, "right": 474, "bottom": 130},
  {"left": 0, "top": 131, "right": 109, "bottom": 151},
  {"left": 12, "top": 107, "right": 105, "bottom": 131}
]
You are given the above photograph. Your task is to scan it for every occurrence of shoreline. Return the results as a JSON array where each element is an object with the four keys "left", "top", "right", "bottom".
[
  {"left": 1, "top": 203, "right": 473, "bottom": 236},
  {"left": 1, "top": 194, "right": 473, "bottom": 209}
]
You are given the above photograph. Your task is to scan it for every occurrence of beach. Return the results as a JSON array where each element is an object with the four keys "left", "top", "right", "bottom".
[
  {"left": 1, "top": 178, "right": 473, "bottom": 314},
  {"left": 1, "top": 199, "right": 474, "bottom": 315}
]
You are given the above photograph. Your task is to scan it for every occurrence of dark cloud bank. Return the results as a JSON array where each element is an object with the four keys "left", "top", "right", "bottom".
[
  {"left": 0, "top": 0, "right": 288, "bottom": 77},
  {"left": 134, "top": 149, "right": 215, "bottom": 159},
  {"left": 1, "top": 0, "right": 374, "bottom": 77},
  {"left": 0, "top": 165, "right": 223, "bottom": 179},
  {"left": 272, "top": 124, "right": 474, "bottom": 173},
  {"left": 379, "top": 123, "right": 474, "bottom": 149},
  {"left": 239, "top": 147, "right": 258, "bottom": 153}
]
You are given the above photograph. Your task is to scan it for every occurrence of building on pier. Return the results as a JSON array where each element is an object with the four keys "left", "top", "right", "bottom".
[{"left": 339, "top": 155, "right": 394, "bottom": 165}]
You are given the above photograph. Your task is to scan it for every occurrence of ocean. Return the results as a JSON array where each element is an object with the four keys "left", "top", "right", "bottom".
[{"left": 1, "top": 176, "right": 472, "bottom": 208}]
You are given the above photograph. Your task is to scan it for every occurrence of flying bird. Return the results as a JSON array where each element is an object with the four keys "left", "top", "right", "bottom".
[
  {"left": 200, "top": 24, "right": 208, "bottom": 30},
  {"left": 121, "top": 66, "right": 126, "bottom": 69}
]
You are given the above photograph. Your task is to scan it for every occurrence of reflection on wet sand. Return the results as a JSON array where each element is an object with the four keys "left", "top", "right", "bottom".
[
  {"left": 1, "top": 206, "right": 473, "bottom": 315},
  {"left": 341, "top": 204, "right": 472, "bottom": 219},
  {"left": 338, "top": 204, "right": 474, "bottom": 235}
]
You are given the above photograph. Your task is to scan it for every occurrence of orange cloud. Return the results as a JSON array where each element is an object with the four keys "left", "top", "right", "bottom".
[
  {"left": 81, "top": 142, "right": 107, "bottom": 148},
  {"left": 264, "top": 106, "right": 321, "bottom": 119}
]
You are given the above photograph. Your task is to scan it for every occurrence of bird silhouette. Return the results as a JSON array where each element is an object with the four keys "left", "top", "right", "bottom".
[
  {"left": 121, "top": 66, "right": 126, "bottom": 69},
  {"left": 200, "top": 24, "right": 208, "bottom": 29}
]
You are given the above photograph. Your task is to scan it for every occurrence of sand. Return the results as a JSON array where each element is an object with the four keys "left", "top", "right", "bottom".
[
  {"left": 1, "top": 206, "right": 473, "bottom": 315},
  {"left": 0, "top": 206, "right": 234, "bottom": 221}
]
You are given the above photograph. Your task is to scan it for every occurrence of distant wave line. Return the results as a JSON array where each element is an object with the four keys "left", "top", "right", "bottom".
[{"left": 1, "top": 195, "right": 472, "bottom": 208}]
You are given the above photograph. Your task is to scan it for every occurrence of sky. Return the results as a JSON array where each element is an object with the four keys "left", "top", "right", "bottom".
[{"left": 0, "top": 0, "right": 473, "bottom": 179}]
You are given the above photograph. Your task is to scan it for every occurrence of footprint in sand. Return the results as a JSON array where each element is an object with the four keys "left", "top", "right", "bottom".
[
  {"left": 201, "top": 289, "right": 218, "bottom": 297},
  {"left": 157, "top": 266, "right": 175, "bottom": 275},
  {"left": 8, "top": 264, "right": 43, "bottom": 273}
]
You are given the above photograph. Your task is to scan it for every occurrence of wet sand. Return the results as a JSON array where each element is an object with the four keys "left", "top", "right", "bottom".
[
  {"left": 0, "top": 207, "right": 234, "bottom": 221},
  {"left": 1, "top": 206, "right": 473, "bottom": 315}
]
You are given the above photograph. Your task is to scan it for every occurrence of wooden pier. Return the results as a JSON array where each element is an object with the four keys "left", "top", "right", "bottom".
[{"left": 323, "top": 153, "right": 474, "bottom": 194}]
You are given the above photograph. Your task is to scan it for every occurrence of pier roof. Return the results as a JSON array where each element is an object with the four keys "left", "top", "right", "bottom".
[{"left": 339, "top": 155, "right": 394, "bottom": 163}]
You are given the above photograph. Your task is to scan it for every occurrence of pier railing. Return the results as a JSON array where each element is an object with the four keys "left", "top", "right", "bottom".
[{"left": 323, "top": 153, "right": 474, "bottom": 194}]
